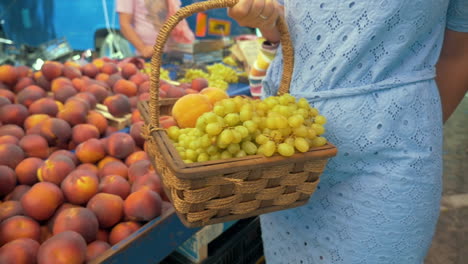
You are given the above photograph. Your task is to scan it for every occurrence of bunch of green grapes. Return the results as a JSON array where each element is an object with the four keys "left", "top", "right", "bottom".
[
  {"left": 166, "top": 94, "right": 328, "bottom": 163},
  {"left": 160, "top": 68, "right": 171, "bottom": 81},
  {"left": 206, "top": 63, "right": 239, "bottom": 83},
  {"left": 178, "top": 69, "right": 209, "bottom": 83},
  {"left": 207, "top": 77, "right": 229, "bottom": 91}
]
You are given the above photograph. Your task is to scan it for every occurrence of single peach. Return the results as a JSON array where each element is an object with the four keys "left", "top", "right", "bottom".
[
  {"left": 13, "top": 76, "right": 35, "bottom": 93},
  {"left": 103, "top": 94, "right": 132, "bottom": 117},
  {"left": 108, "top": 221, "right": 141, "bottom": 246},
  {"left": 123, "top": 189, "right": 162, "bottom": 221},
  {"left": 105, "top": 132, "right": 136, "bottom": 159},
  {"left": 0, "top": 89, "right": 15, "bottom": 103},
  {"left": 0, "top": 200, "right": 24, "bottom": 222},
  {"left": 113, "top": 79, "right": 138, "bottom": 97},
  {"left": 61, "top": 170, "right": 99, "bottom": 205},
  {"left": 129, "top": 72, "right": 149, "bottom": 86},
  {"left": 0, "top": 238, "right": 40, "bottom": 264},
  {"left": 0, "top": 124, "right": 24, "bottom": 139},
  {"left": 0, "top": 104, "right": 29, "bottom": 126},
  {"left": 51, "top": 77, "right": 73, "bottom": 93},
  {"left": 15, "top": 158, "right": 44, "bottom": 185},
  {"left": 87, "top": 193, "right": 124, "bottom": 228},
  {"left": 97, "top": 156, "right": 121, "bottom": 169},
  {"left": 99, "top": 175, "right": 131, "bottom": 200},
  {"left": 75, "top": 163, "right": 99, "bottom": 175},
  {"left": 18, "top": 134, "right": 49, "bottom": 159},
  {"left": 86, "top": 240, "right": 111, "bottom": 262},
  {"left": 121, "top": 63, "right": 138, "bottom": 79},
  {"left": 99, "top": 161, "right": 128, "bottom": 180},
  {"left": 106, "top": 73, "right": 123, "bottom": 88},
  {"left": 81, "top": 63, "right": 99, "bottom": 78},
  {"left": 0, "top": 135, "right": 19, "bottom": 145},
  {"left": 3, "top": 185, "right": 30, "bottom": 201},
  {"left": 48, "top": 150, "right": 79, "bottom": 166},
  {"left": 128, "top": 160, "right": 153, "bottom": 184},
  {"left": 71, "top": 124, "right": 100, "bottom": 144},
  {"left": 52, "top": 207, "right": 99, "bottom": 243},
  {"left": 86, "top": 110, "right": 108, "bottom": 135},
  {"left": 101, "top": 62, "right": 119, "bottom": 75},
  {"left": 73, "top": 92, "right": 97, "bottom": 109},
  {"left": 125, "top": 151, "right": 149, "bottom": 166},
  {"left": 37, "top": 156, "right": 76, "bottom": 185},
  {"left": 53, "top": 85, "right": 77, "bottom": 103},
  {"left": 0, "top": 65, "right": 18, "bottom": 86},
  {"left": 75, "top": 138, "right": 106, "bottom": 164},
  {"left": 28, "top": 98, "right": 59, "bottom": 116},
  {"left": 0, "top": 144, "right": 25, "bottom": 169},
  {"left": 37, "top": 118, "right": 72, "bottom": 147},
  {"left": 56, "top": 102, "right": 87, "bottom": 126},
  {"left": 41, "top": 62, "right": 63, "bottom": 81},
  {"left": 63, "top": 65, "right": 82, "bottom": 79},
  {"left": 21, "top": 182, "right": 64, "bottom": 221},
  {"left": 0, "top": 215, "right": 41, "bottom": 245},
  {"left": 138, "top": 81, "right": 150, "bottom": 94},
  {"left": 84, "top": 84, "right": 109, "bottom": 103},
  {"left": 37, "top": 231, "right": 87, "bottom": 264},
  {"left": 199, "top": 87, "right": 229, "bottom": 105}
]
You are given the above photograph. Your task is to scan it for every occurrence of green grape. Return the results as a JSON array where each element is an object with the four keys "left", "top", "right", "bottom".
[
  {"left": 213, "top": 105, "right": 226, "bottom": 117},
  {"left": 179, "top": 151, "right": 187, "bottom": 160},
  {"left": 288, "top": 114, "right": 305, "bottom": 128},
  {"left": 262, "top": 141, "right": 276, "bottom": 157},
  {"left": 239, "top": 108, "right": 253, "bottom": 121},
  {"left": 278, "top": 95, "right": 289, "bottom": 105},
  {"left": 205, "top": 122, "right": 223, "bottom": 136},
  {"left": 196, "top": 148, "right": 205, "bottom": 155},
  {"left": 311, "top": 137, "right": 327, "bottom": 147},
  {"left": 221, "top": 150, "right": 233, "bottom": 159},
  {"left": 243, "top": 135, "right": 252, "bottom": 142},
  {"left": 257, "top": 101, "right": 268, "bottom": 111},
  {"left": 270, "top": 130, "right": 283, "bottom": 142},
  {"left": 279, "top": 127, "right": 292, "bottom": 137},
  {"left": 183, "top": 160, "right": 194, "bottom": 163},
  {"left": 308, "top": 128, "right": 318, "bottom": 139},
  {"left": 310, "top": 107, "right": 319, "bottom": 117},
  {"left": 311, "top": 124, "right": 325, "bottom": 135},
  {"left": 234, "top": 126, "right": 249, "bottom": 138},
  {"left": 231, "top": 130, "right": 242, "bottom": 144},
  {"left": 297, "top": 98, "right": 310, "bottom": 109},
  {"left": 314, "top": 115, "right": 327, "bottom": 125},
  {"left": 189, "top": 140, "right": 201, "bottom": 150},
  {"left": 243, "top": 120, "right": 258, "bottom": 133},
  {"left": 224, "top": 113, "right": 240, "bottom": 126},
  {"left": 167, "top": 126, "right": 180, "bottom": 141},
  {"left": 209, "top": 153, "right": 220, "bottom": 161},
  {"left": 296, "top": 108, "right": 309, "bottom": 118},
  {"left": 278, "top": 105, "right": 290, "bottom": 117},
  {"left": 241, "top": 141, "right": 257, "bottom": 155},
  {"left": 277, "top": 143, "right": 295, "bottom": 157},
  {"left": 264, "top": 97, "right": 279, "bottom": 109},
  {"left": 266, "top": 117, "right": 277, "bottom": 129},
  {"left": 197, "top": 153, "right": 210, "bottom": 162},
  {"left": 227, "top": 143, "right": 241, "bottom": 154},
  {"left": 206, "top": 145, "right": 219, "bottom": 155},
  {"left": 176, "top": 146, "right": 185, "bottom": 152},
  {"left": 223, "top": 100, "right": 237, "bottom": 113},
  {"left": 293, "top": 125, "right": 309, "bottom": 137},
  {"left": 255, "top": 134, "right": 269, "bottom": 145},
  {"left": 275, "top": 116, "right": 288, "bottom": 129},
  {"left": 204, "top": 112, "right": 218, "bottom": 123},
  {"left": 218, "top": 129, "right": 234, "bottom": 145},
  {"left": 284, "top": 137, "right": 295, "bottom": 145},
  {"left": 186, "top": 149, "right": 198, "bottom": 161},
  {"left": 294, "top": 137, "right": 310, "bottom": 152},
  {"left": 200, "top": 134, "right": 212, "bottom": 148},
  {"left": 235, "top": 150, "right": 247, "bottom": 158}
]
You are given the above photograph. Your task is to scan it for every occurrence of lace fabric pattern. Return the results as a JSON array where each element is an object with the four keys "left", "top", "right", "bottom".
[{"left": 259, "top": 0, "right": 468, "bottom": 263}]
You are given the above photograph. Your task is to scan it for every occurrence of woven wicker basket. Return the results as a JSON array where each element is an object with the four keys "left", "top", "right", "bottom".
[{"left": 142, "top": 0, "right": 338, "bottom": 228}]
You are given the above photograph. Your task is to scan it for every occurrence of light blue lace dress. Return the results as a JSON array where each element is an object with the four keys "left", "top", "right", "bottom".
[{"left": 260, "top": 0, "right": 468, "bottom": 263}]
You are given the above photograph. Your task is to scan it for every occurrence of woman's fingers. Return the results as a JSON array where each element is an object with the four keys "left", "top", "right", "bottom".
[{"left": 228, "top": 0, "right": 281, "bottom": 29}]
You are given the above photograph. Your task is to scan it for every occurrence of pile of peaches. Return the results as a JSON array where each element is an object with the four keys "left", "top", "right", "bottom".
[{"left": 0, "top": 60, "right": 181, "bottom": 264}]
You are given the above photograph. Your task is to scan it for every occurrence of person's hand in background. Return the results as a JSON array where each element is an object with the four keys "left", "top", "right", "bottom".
[
  {"left": 228, "top": 0, "right": 283, "bottom": 43},
  {"left": 139, "top": 45, "right": 154, "bottom": 58}
]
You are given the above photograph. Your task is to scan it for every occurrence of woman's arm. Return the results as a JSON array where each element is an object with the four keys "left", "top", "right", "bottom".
[
  {"left": 436, "top": 29, "right": 468, "bottom": 123},
  {"left": 118, "top": 12, "right": 153, "bottom": 58}
]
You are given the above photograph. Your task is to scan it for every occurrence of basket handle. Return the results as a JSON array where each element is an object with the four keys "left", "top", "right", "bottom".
[{"left": 149, "top": 0, "right": 294, "bottom": 128}]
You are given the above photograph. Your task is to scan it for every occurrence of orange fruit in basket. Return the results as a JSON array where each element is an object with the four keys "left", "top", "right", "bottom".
[
  {"left": 172, "top": 94, "right": 213, "bottom": 128},
  {"left": 199, "top": 87, "right": 229, "bottom": 105}
]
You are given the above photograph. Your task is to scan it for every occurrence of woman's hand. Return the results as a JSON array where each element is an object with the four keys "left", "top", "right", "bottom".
[
  {"left": 139, "top": 46, "right": 154, "bottom": 58},
  {"left": 228, "top": 0, "right": 283, "bottom": 43}
]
